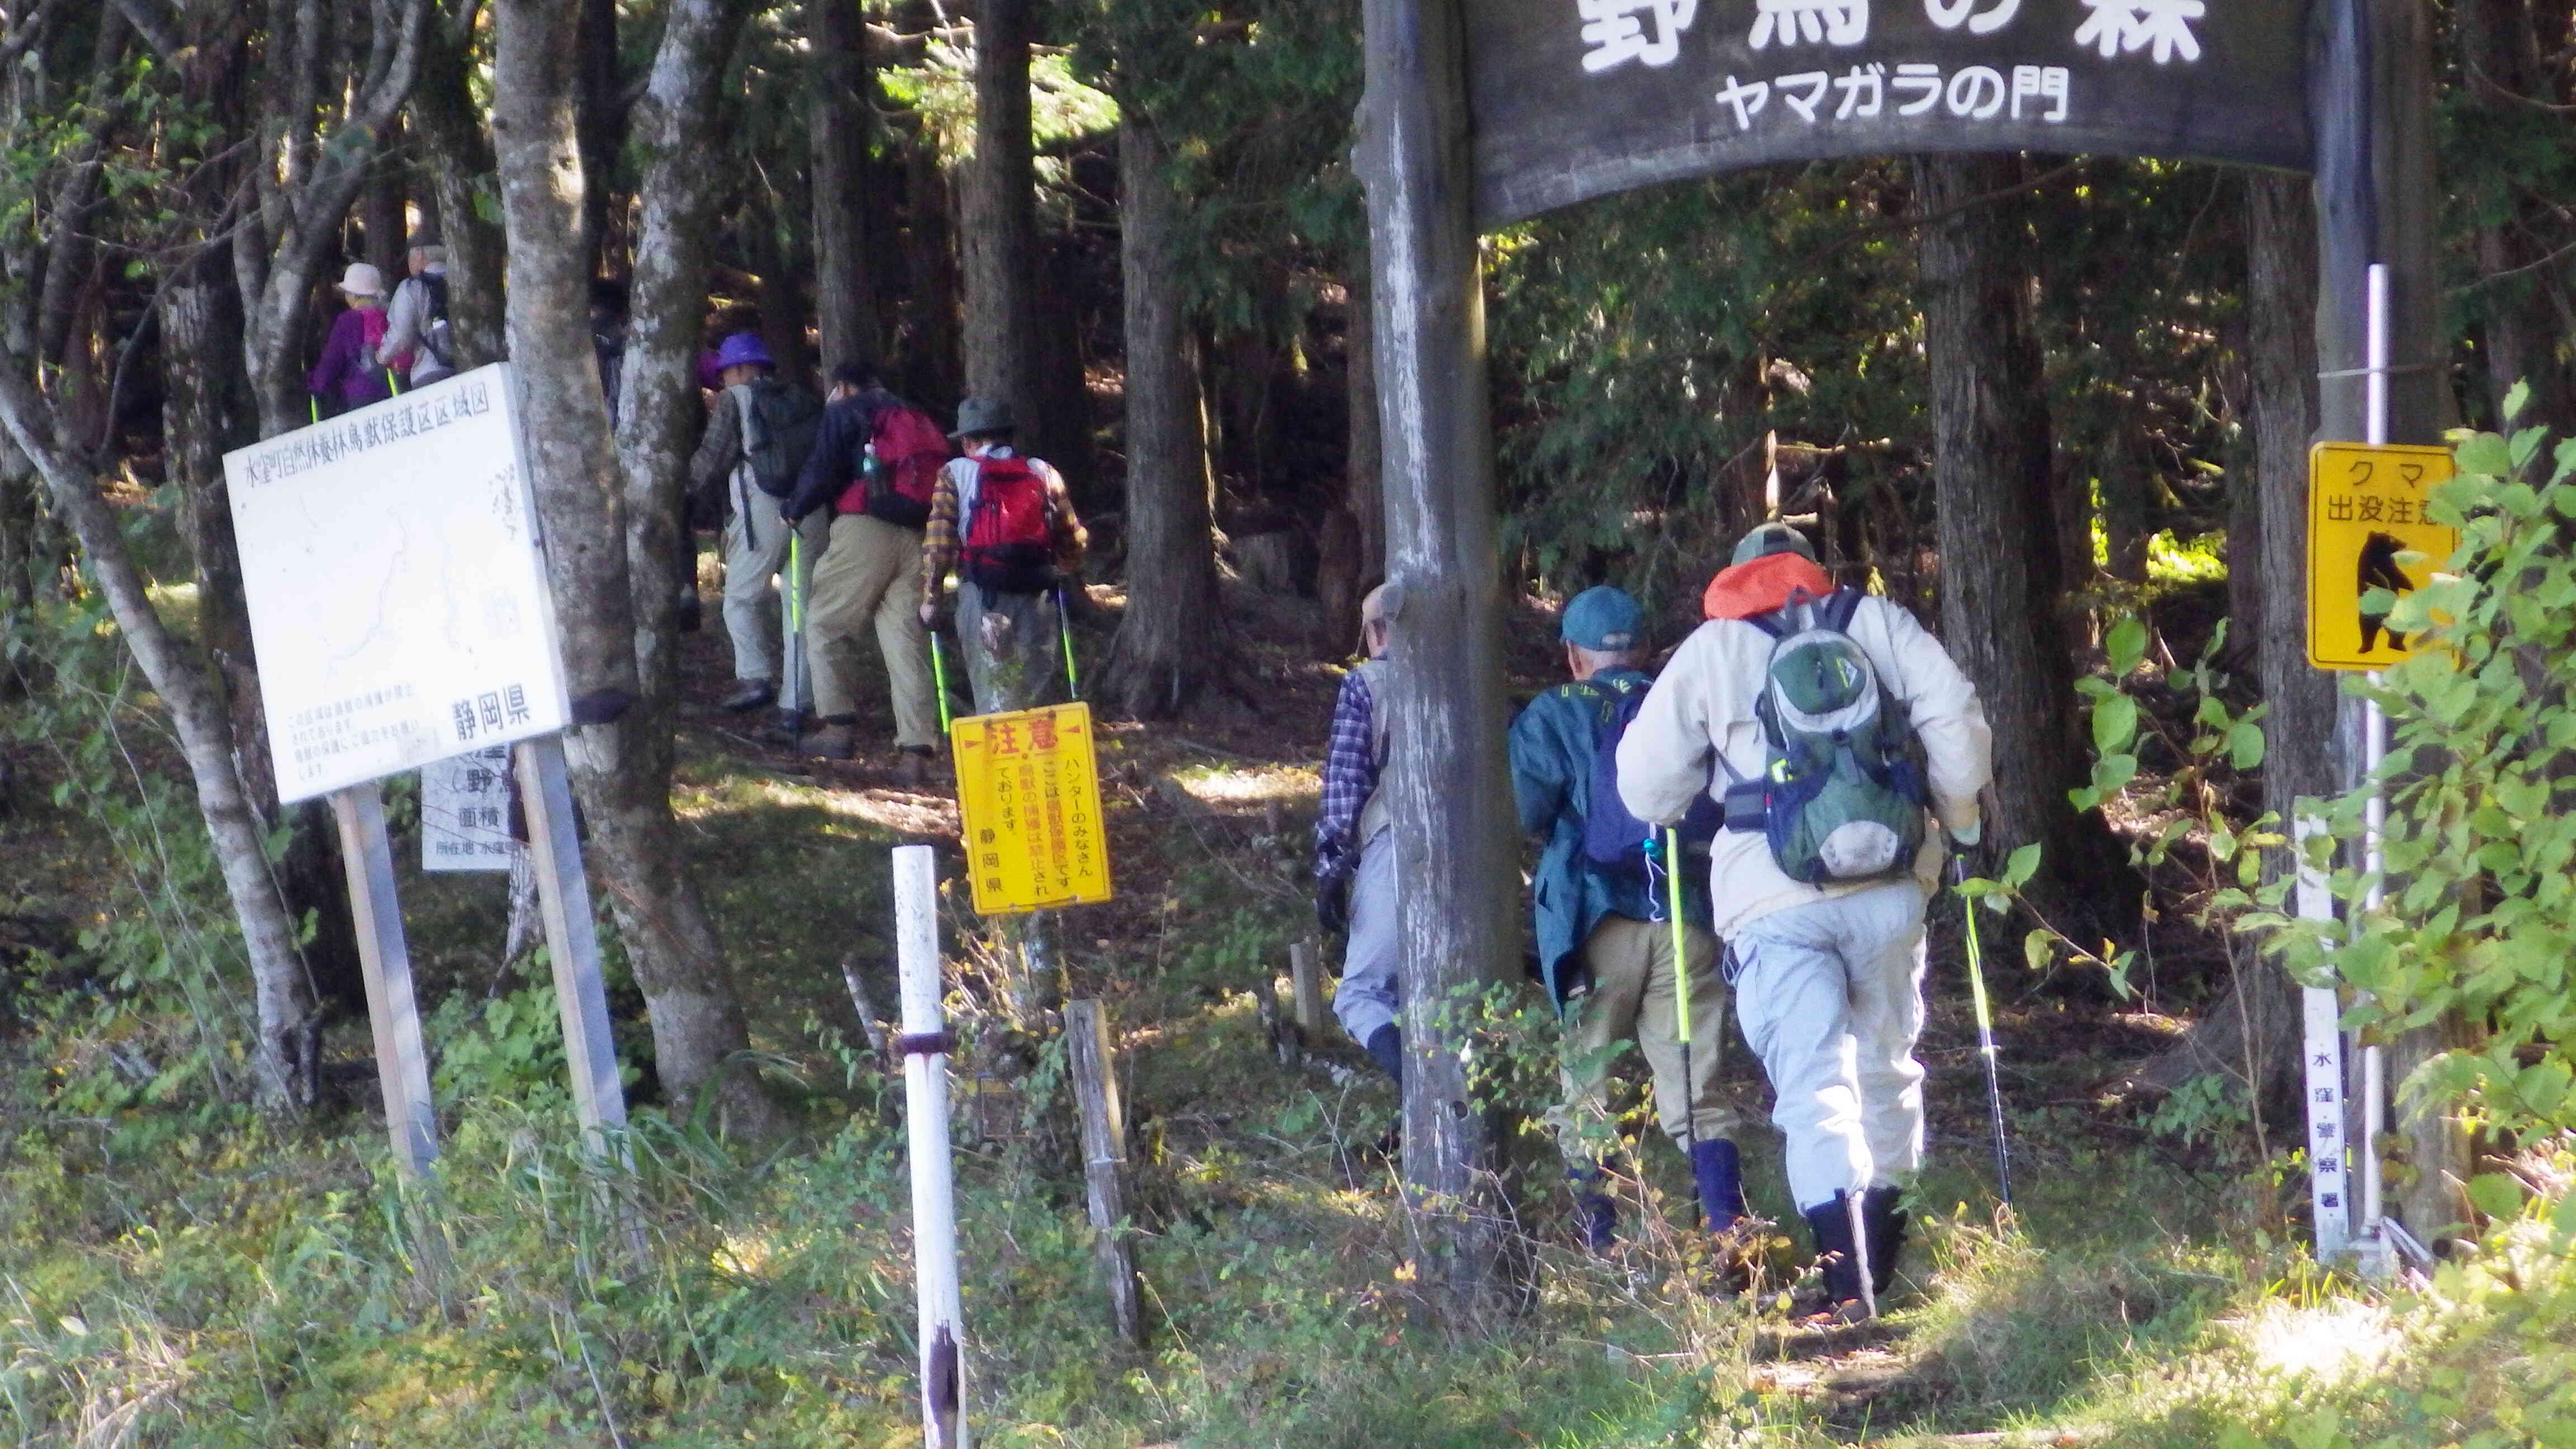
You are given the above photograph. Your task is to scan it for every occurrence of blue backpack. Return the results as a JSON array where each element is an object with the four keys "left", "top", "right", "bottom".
[{"left": 1582, "top": 677, "right": 1719, "bottom": 878}]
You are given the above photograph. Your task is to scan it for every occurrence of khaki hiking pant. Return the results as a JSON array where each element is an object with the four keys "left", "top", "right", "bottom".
[
  {"left": 805, "top": 513, "right": 938, "bottom": 750},
  {"left": 722, "top": 480, "right": 828, "bottom": 700},
  {"left": 956, "top": 584, "right": 1064, "bottom": 718},
  {"left": 1547, "top": 914, "right": 1737, "bottom": 1156}
]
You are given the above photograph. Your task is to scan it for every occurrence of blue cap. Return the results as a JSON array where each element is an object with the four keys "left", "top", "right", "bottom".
[
  {"left": 713, "top": 332, "right": 775, "bottom": 371},
  {"left": 1561, "top": 586, "right": 1644, "bottom": 652}
]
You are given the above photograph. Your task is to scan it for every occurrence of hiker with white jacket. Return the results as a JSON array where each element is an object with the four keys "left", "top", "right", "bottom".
[{"left": 1616, "top": 522, "right": 1992, "bottom": 1318}]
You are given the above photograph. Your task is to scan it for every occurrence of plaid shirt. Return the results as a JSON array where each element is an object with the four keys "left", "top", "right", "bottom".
[
  {"left": 921, "top": 446, "right": 1086, "bottom": 611},
  {"left": 1314, "top": 666, "right": 1380, "bottom": 875}
]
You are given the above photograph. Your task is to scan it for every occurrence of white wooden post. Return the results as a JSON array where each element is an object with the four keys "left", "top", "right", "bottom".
[
  {"left": 895, "top": 844, "right": 969, "bottom": 1448},
  {"left": 330, "top": 783, "right": 439, "bottom": 1181},
  {"left": 513, "top": 735, "right": 631, "bottom": 1159}
]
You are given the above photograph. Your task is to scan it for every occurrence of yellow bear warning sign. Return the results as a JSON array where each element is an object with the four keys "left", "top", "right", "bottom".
[
  {"left": 951, "top": 702, "right": 1115, "bottom": 915},
  {"left": 2307, "top": 443, "right": 2457, "bottom": 672}
]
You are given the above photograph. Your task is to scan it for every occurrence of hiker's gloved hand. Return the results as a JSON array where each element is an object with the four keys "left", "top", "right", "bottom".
[
  {"left": 1314, "top": 851, "right": 1354, "bottom": 935},
  {"left": 1948, "top": 817, "right": 1982, "bottom": 848}
]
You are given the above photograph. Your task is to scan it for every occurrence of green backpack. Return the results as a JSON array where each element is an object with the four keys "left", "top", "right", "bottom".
[{"left": 1721, "top": 588, "right": 1930, "bottom": 885}]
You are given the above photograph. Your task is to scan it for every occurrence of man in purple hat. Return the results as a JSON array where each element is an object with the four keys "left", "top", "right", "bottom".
[{"left": 689, "top": 332, "right": 825, "bottom": 714}]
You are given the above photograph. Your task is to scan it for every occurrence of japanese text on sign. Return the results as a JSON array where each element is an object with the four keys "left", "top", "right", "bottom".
[
  {"left": 2306, "top": 442, "right": 2458, "bottom": 673},
  {"left": 1464, "top": 0, "right": 2308, "bottom": 227},
  {"left": 951, "top": 703, "right": 1115, "bottom": 916},
  {"left": 422, "top": 744, "right": 517, "bottom": 873}
]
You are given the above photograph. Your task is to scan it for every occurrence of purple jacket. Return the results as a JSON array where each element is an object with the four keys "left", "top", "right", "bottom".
[{"left": 307, "top": 307, "right": 394, "bottom": 411}]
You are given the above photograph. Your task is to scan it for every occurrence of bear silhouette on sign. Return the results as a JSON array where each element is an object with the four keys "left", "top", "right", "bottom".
[{"left": 2357, "top": 531, "right": 2413, "bottom": 654}]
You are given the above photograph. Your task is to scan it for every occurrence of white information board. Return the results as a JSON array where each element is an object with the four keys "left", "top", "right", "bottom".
[
  {"left": 422, "top": 746, "right": 517, "bottom": 873},
  {"left": 225, "top": 364, "right": 570, "bottom": 804}
]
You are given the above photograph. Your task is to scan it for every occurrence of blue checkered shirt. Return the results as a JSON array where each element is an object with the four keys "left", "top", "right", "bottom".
[{"left": 1314, "top": 667, "right": 1379, "bottom": 877}]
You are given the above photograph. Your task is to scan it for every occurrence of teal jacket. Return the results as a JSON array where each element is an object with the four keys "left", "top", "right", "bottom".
[{"left": 1508, "top": 670, "right": 1713, "bottom": 1012}]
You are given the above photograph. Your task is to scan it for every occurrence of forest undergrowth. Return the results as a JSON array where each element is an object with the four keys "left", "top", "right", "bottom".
[{"left": 1, "top": 514, "right": 2571, "bottom": 1447}]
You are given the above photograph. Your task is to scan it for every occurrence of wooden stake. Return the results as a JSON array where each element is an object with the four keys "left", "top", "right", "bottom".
[
  {"left": 513, "top": 735, "right": 631, "bottom": 1160},
  {"left": 1066, "top": 998, "right": 1143, "bottom": 1347},
  {"left": 330, "top": 783, "right": 439, "bottom": 1182},
  {"left": 894, "top": 845, "right": 969, "bottom": 1448},
  {"left": 1289, "top": 939, "right": 1325, "bottom": 1038}
]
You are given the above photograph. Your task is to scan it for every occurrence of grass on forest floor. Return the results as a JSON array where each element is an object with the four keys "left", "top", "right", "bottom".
[{"left": 2, "top": 579, "right": 2572, "bottom": 1446}]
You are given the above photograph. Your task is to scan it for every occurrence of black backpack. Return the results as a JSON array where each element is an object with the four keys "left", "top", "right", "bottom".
[
  {"left": 418, "top": 272, "right": 454, "bottom": 367},
  {"left": 737, "top": 380, "right": 823, "bottom": 499},
  {"left": 1581, "top": 677, "right": 1720, "bottom": 878}
]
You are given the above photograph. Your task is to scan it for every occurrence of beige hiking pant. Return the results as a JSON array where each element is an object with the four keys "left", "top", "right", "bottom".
[
  {"left": 1549, "top": 914, "right": 1737, "bottom": 1154},
  {"left": 804, "top": 513, "right": 938, "bottom": 750}
]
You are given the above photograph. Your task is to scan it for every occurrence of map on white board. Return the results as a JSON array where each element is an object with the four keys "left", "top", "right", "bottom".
[{"left": 225, "top": 363, "right": 570, "bottom": 804}]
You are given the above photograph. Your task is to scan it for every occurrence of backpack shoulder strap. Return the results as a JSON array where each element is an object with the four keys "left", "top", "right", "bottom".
[{"left": 1822, "top": 585, "right": 1867, "bottom": 633}]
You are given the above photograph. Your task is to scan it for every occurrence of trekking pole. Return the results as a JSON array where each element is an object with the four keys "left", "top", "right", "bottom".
[
  {"left": 1054, "top": 585, "right": 1081, "bottom": 701},
  {"left": 1951, "top": 854, "right": 2014, "bottom": 1210},
  {"left": 930, "top": 632, "right": 955, "bottom": 735},
  {"left": 1664, "top": 827, "right": 1696, "bottom": 1166},
  {"left": 780, "top": 531, "right": 809, "bottom": 735}
]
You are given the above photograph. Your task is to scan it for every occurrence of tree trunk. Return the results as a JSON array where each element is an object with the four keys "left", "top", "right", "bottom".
[
  {"left": 1912, "top": 154, "right": 2116, "bottom": 913},
  {"left": 160, "top": 248, "right": 268, "bottom": 808},
  {"left": 361, "top": 117, "right": 409, "bottom": 281},
  {"left": 2457, "top": 0, "right": 2574, "bottom": 433},
  {"left": 1360, "top": 0, "right": 1521, "bottom": 1320},
  {"left": 1100, "top": 115, "right": 1221, "bottom": 719},
  {"left": 1344, "top": 257, "right": 1385, "bottom": 586},
  {"left": 493, "top": 0, "right": 782, "bottom": 1139},
  {"left": 808, "top": 0, "right": 880, "bottom": 373},
  {"left": 899, "top": 127, "right": 963, "bottom": 408},
  {"left": 959, "top": 0, "right": 1040, "bottom": 432},
  {"left": 409, "top": 5, "right": 506, "bottom": 369},
  {"left": 577, "top": 0, "right": 622, "bottom": 276},
  {"left": 0, "top": 366, "right": 315, "bottom": 1110}
]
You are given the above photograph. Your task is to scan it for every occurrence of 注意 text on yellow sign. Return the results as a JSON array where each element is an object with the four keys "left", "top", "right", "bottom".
[{"left": 951, "top": 702, "right": 1114, "bottom": 915}]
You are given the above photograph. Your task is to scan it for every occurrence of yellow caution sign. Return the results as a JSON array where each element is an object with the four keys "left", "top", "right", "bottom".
[
  {"left": 951, "top": 702, "right": 1114, "bottom": 915},
  {"left": 2307, "top": 442, "right": 2457, "bottom": 671}
]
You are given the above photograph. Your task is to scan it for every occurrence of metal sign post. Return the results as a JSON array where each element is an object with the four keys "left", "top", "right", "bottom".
[
  {"left": 330, "top": 783, "right": 440, "bottom": 1182},
  {"left": 894, "top": 844, "right": 969, "bottom": 1449},
  {"left": 513, "top": 734, "right": 632, "bottom": 1159}
]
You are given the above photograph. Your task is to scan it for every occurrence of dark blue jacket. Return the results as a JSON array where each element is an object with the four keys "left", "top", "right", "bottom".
[{"left": 1508, "top": 670, "right": 1712, "bottom": 1011}]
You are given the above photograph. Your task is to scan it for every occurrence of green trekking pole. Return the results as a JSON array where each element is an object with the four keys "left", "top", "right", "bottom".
[
  {"left": 930, "top": 631, "right": 955, "bottom": 735},
  {"left": 1054, "top": 585, "right": 1080, "bottom": 701},
  {"left": 780, "top": 531, "right": 809, "bottom": 735},
  {"left": 1952, "top": 854, "right": 2015, "bottom": 1210},
  {"left": 1665, "top": 827, "right": 1694, "bottom": 1167}
]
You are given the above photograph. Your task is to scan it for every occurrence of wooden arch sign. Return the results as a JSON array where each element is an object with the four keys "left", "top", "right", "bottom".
[{"left": 1467, "top": 0, "right": 2313, "bottom": 226}]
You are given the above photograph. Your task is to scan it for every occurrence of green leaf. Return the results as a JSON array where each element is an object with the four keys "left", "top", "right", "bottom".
[
  {"left": 2105, "top": 615, "right": 2149, "bottom": 676},
  {"left": 2023, "top": 929, "right": 2053, "bottom": 972},
  {"left": 2091, "top": 694, "right": 2139, "bottom": 755},
  {"left": 2456, "top": 431, "right": 2512, "bottom": 478},
  {"left": 2002, "top": 842, "right": 2042, "bottom": 891},
  {"left": 2228, "top": 719, "right": 2267, "bottom": 770},
  {"left": 2501, "top": 378, "right": 2532, "bottom": 423},
  {"left": 2463, "top": 1171, "right": 2522, "bottom": 1222}
]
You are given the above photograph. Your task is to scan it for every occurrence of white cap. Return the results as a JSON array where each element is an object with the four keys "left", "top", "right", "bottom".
[{"left": 335, "top": 262, "right": 385, "bottom": 297}]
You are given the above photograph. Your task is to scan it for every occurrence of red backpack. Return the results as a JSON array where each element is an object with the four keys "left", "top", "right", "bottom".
[
  {"left": 842, "top": 402, "right": 951, "bottom": 527},
  {"left": 960, "top": 455, "right": 1055, "bottom": 595}
]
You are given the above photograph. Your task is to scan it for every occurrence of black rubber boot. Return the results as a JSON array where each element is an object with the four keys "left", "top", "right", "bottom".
[
  {"left": 1568, "top": 1164, "right": 1617, "bottom": 1253},
  {"left": 1861, "top": 1185, "right": 1907, "bottom": 1297},
  {"left": 1690, "top": 1138, "right": 1746, "bottom": 1230},
  {"left": 1363, "top": 1024, "right": 1404, "bottom": 1087},
  {"left": 1800, "top": 1192, "right": 1865, "bottom": 1308}
]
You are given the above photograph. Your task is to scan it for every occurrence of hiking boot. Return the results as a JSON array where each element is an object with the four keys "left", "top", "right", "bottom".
[
  {"left": 803, "top": 723, "right": 858, "bottom": 760},
  {"left": 1691, "top": 1138, "right": 1747, "bottom": 1232},
  {"left": 895, "top": 746, "right": 936, "bottom": 787},
  {"left": 1568, "top": 1164, "right": 1617, "bottom": 1254},
  {"left": 1860, "top": 1185, "right": 1907, "bottom": 1299},
  {"left": 1363, "top": 1024, "right": 1404, "bottom": 1087},
  {"left": 721, "top": 678, "right": 775, "bottom": 713},
  {"left": 1800, "top": 1191, "right": 1867, "bottom": 1313}
]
